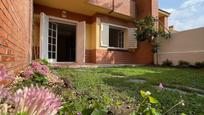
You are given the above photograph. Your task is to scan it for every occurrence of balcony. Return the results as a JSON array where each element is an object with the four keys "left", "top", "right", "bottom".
[
  {"left": 34, "top": 0, "right": 135, "bottom": 20},
  {"left": 89, "top": 0, "right": 136, "bottom": 18}
]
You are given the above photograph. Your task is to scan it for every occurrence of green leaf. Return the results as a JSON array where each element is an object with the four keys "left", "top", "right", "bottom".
[
  {"left": 82, "top": 108, "right": 94, "bottom": 115},
  {"left": 129, "top": 111, "right": 136, "bottom": 115},
  {"left": 148, "top": 96, "right": 159, "bottom": 104},
  {"left": 151, "top": 108, "right": 161, "bottom": 115},
  {"left": 17, "top": 112, "right": 28, "bottom": 115},
  {"left": 91, "top": 109, "right": 107, "bottom": 115},
  {"left": 140, "top": 90, "right": 146, "bottom": 97}
]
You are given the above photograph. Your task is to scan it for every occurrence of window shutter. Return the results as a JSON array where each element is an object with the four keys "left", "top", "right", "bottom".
[
  {"left": 128, "top": 28, "right": 137, "bottom": 48},
  {"left": 76, "top": 21, "right": 86, "bottom": 63},
  {"left": 40, "top": 12, "right": 49, "bottom": 59},
  {"left": 100, "top": 23, "right": 109, "bottom": 47}
]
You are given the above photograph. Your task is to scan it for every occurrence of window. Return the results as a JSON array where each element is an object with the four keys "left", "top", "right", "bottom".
[
  {"left": 100, "top": 23, "right": 137, "bottom": 49},
  {"left": 109, "top": 27, "right": 125, "bottom": 48}
]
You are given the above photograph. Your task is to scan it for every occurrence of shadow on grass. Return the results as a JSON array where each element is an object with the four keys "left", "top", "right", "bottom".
[
  {"left": 100, "top": 67, "right": 204, "bottom": 114},
  {"left": 99, "top": 67, "right": 204, "bottom": 91}
]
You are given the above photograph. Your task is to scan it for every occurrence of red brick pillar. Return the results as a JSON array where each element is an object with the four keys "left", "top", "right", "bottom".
[{"left": 134, "top": 0, "right": 158, "bottom": 64}]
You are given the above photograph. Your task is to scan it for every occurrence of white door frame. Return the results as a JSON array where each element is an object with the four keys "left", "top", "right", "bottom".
[
  {"left": 48, "top": 21, "right": 58, "bottom": 63},
  {"left": 40, "top": 13, "right": 86, "bottom": 64}
]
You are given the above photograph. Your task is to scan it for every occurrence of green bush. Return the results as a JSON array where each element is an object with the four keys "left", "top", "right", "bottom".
[
  {"left": 40, "top": 58, "right": 50, "bottom": 67},
  {"left": 14, "top": 73, "right": 48, "bottom": 90},
  {"left": 162, "top": 59, "right": 173, "bottom": 66},
  {"left": 194, "top": 62, "right": 204, "bottom": 68},
  {"left": 178, "top": 60, "right": 190, "bottom": 67}
]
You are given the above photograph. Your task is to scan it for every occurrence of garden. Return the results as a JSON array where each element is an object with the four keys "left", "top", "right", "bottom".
[{"left": 0, "top": 60, "right": 204, "bottom": 115}]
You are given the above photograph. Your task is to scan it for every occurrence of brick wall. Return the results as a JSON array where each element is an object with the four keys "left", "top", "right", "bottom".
[
  {"left": 0, "top": 0, "right": 32, "bottom": 81},
  {"left": 86, "top": 49, "right": 135, "bottom": 64},
  {"left": 132, "top": 0, "right": 159, "bottom": 64}
]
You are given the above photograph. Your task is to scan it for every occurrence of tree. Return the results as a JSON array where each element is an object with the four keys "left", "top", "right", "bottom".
[{"left": 134, "top": 16, "right": 171, "bottom": 64}]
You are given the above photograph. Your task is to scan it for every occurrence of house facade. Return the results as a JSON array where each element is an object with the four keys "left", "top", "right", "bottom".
[
  {"left": 33, "top": 0, "right": 169, "bottom": 65},
  {"left": 0, "top": 0, "right": 169, "bottom": 80}
]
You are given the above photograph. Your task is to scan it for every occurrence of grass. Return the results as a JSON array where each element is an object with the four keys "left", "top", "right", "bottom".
[{"left": 54, "top": 66, "right": 204, "bottom": 114}]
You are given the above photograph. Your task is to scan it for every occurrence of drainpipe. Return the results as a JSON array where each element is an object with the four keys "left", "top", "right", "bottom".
[{"left": 108, "top": 0, "right": 115, "bottom": 14}]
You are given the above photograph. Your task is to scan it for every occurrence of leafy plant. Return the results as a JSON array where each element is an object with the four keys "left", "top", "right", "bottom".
[
  {"left": 134, "top": 16, "right": 171, "bottom": 65},
  {"left": 14, "top": 73, "right": 48, "bottom": 91},
  {"left": 178, "top": 60, "right": 190, "bottom": 67},
  {"left": 131, "top": 90, "right": 185, "bottom": 115},
  {"left": 162, "top": 59, "right": 173, "bottom": 66},
  {"left": 134, "top": 16, "right": 171, "bottom": 42},
  {"left": 132, "top": 90, "right": 161, "bottom": 115},
  {"left": 32, "top": 73, "right": 48, "bottom": 85},
  {"left": 40, "top": 59, "right": 49, "bottom": 66}
]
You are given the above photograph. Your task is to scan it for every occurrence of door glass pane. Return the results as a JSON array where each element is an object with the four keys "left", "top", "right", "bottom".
[
  {"left": 49, "top": 30, "right": 52, "bottom": 36},
  {"left": 52, "top": 53, "right": 56, "bottom": 58},
  {"left": 52, "top": 45, "right": 56, "bottom": 51},
  {"left": 48, "top": 44, "right": 52, "bottom": 51},
  {"left": 53, "top": 24, "right": 56, "bottom": 30},
  {"left": 48, "top": 52, "right": 52, "bottom": 58},
  {"left": 48, "top": 22, "right": 57, "bottom": 60},
  {"left": 48, "top": 37, "right": 52, "bottom": 43},
  {"left": 53, "top": 38, "right": 56, "bottom": 44},
  {"left": 53, "top": 31, "right": 56, "bottom": 37},
  {"left": 49, "top": 22, "right": 52, "bottom": 29}
]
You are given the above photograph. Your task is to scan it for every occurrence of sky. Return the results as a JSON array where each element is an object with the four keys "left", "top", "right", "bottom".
[{"left": 159, "top": 0, "right": 204, "bottom": 31}]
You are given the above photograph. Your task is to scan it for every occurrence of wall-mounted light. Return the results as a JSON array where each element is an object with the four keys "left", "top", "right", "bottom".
[{"left": 61, "top": 10, "right": 67, "bottom": 18}]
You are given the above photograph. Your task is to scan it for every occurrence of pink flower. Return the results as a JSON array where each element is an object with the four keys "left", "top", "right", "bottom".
[
  {"left": 0, "top": 66, "right": 13, "bottom": 81},
  {"left": 31, "top": 61, "right": 41, "bottom": 68},
  {"left": 0, "top": 85, "right": 11, "bottom": 101},
  {"left": 22, "top": 68, "right": 34, "bottom": 78},
  {"left": 13, "top": 86, "right": 61, "bottom": 114},
  {"left": 31, "top": 61, "right": 49, "bottom": 76},
  {"left": 159, "top": 83, "right": 164, "bottom": 89}
]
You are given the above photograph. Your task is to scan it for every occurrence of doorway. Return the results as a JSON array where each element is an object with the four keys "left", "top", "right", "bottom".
[
  {"left": 48, "top": 21, "right": 76, "bottom": 62},
  {"left": 57, "top": 23, "right": 76, "bottom": 62}
]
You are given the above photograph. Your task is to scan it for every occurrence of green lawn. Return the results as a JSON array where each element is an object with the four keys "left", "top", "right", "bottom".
[{"left": 54, "top": 67, "right": 204, "bottom": 114}]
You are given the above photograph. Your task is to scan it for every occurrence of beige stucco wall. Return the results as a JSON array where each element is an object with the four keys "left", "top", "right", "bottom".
[{"left": 157, "top": 27, "right": 204, "bottom": 65}]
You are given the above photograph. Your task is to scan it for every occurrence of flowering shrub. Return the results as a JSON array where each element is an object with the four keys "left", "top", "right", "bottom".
[
  {"left": 22, "top": 61, "right": 49, "bottom": 78},
  {"left": 22, "top": 67, "right": 34, "bottom": 78},
  {"left": 31, "top": 61, "right": 49, "bottom": 76},
  {"left": 13, "top": 86, "right": 61, "bottom": 115},
  {"left": 0, "top": 86, "right": 61, "bottom": 115}
]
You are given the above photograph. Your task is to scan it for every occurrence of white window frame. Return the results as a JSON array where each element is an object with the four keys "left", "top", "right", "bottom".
[
  {"left": 48, "top": 22, "right": 58, "bottom": 63},
  {"left": 100, "top": 22, "right": 128, "bottom": 50}
]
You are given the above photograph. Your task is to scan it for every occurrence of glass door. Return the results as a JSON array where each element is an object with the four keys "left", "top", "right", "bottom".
[{"left": 48, "top": 22, "right": 57, "bottom": 62}]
